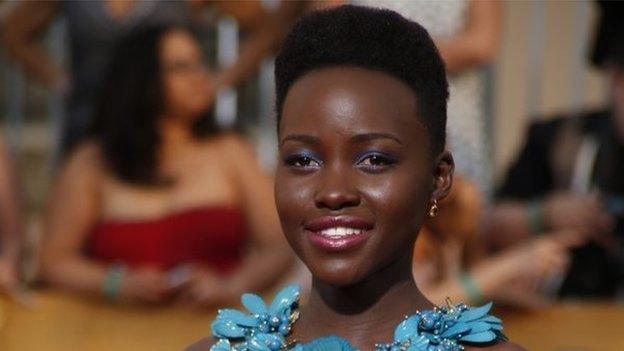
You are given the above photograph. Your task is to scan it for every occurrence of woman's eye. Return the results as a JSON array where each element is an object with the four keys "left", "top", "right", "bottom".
[
  {"left": 357, "top": 153, "right": 396, "bottom": 169},
  {"left": 284, "top": 155, "right": 321, "bottom": 168}
]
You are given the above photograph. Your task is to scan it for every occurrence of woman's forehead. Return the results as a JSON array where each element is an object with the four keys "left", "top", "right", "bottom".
[{"left": 280, "top": 66, "right": 422, "bottom": 136}]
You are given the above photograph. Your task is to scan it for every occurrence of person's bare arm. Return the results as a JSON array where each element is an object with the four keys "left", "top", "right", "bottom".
[
  {"left": 220, "top": 134, "right": 294, "bottom": 295},
  {"left": 0, "top": 139, "right": 23, "bottom": 290},
  {"left": 1, "top": 1, "right": 66, "bottom": 87},
  {"left": 40, "top": 143, "right": 111, "bottom": 296},
  {"left": 485, "top": 193, "right": 613, "bottom": 249},
  {"left": 435, "top": 0, "right": 502, "bottom": 74},
  {"left": 209, "top": 1, "right": 305, "bottom": 90},
  {"left": 483, "top": 201, "right": 535, "bottom": 249},
  {"left": 420, "top": 233, "right": 580, "bottom": 308}
]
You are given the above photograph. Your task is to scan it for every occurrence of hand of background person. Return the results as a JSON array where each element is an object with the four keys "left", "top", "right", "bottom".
[
  {"left": 178, "top": 266, "right": 238, "bottom": 307},
  {"left": 509, "top": 235, "right": 572, "bottom": 277},
  {"left": 542, "top": 193, "right": 614, "bottom": 236},
  {"left": 484, "top": 233, "right": 580, "bottom": 308},
  {"left": 0, "top": 256, "right": 18, "bottom": 293},
  {"left": 490, "top": 277, "right": 553, "bottom": 309},
  {"left": 419, "top": 234, "right": 576, "bottom": 308},
  {"left": 119, "top": 267, "right": 172, "bottom": 304}
]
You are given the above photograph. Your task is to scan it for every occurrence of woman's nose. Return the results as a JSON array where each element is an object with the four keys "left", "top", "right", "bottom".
[{"left": 313, "top": 166, "right": 360, "bottom": 211}]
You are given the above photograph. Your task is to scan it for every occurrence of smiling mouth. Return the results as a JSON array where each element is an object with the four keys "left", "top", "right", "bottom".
[
  {"left": 317, "top": 227, "right": 366, "bottom": 237},
  {"left": 304, "top": 216, "right": 374, "bottom": 251}
]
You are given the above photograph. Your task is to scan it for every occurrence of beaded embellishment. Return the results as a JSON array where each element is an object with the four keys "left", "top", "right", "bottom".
[{"left": 210, "top": 285, "right": 505, "bottom": 351}]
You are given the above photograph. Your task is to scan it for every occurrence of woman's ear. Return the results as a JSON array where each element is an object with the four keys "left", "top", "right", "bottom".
[{"left": 431, "top": 150, "right": 454, "bottom": 202}]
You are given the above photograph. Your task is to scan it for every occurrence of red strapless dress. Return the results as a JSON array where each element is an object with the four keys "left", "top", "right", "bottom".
[{"left": 89, "top": 207, "right": 247, "bottom": 273}]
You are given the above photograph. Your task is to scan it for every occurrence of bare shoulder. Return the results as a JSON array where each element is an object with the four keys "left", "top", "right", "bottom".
[
  {"left": 59, "top": 139, "right": 105, "bottom": 181},
  {"left": 184, "top": 337, "right": 214, "bottom": 351},
  {"left": 64, "top": 139, "right": 104, "bottom": 169}
]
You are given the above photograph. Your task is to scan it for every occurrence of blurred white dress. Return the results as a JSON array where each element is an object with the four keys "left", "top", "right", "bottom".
[{"left": 354, "top": 0, "right": 493, "bottom": 198}]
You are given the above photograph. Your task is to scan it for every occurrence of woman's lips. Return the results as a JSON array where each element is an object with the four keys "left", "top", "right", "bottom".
[{"left": 304, "top": 216, "right": 374, "bottom": 252}]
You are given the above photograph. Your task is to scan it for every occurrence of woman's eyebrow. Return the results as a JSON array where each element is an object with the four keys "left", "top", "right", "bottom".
[
  {"left": 350, "top": 133, "right": 402, "bottom": 145},
  {"left": 280, "top": 134, "right": 320, "bottom": 146}
]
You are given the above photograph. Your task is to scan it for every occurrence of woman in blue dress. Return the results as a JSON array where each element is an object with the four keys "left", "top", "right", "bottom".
[{"left": 189, "top": 5, "right": 524, "bottom": 351}]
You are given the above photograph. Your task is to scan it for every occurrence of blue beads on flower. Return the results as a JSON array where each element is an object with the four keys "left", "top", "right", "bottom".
[
  {"left": 270, "top": 316, "right": 282, "bottom": 328},
  {"left": 278, "top": 324, "right": 290, "bottom": 335},
  {"left": 210, "top": 284, "right": 301, "bottom": 351},
  {"left": 419, "top": 310, "right": 440, "bottom": 330}
]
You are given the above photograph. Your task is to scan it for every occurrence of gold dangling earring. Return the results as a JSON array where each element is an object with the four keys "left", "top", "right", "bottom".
[{"left": 428, "top": 199, "right": 439, "bottom": 218}]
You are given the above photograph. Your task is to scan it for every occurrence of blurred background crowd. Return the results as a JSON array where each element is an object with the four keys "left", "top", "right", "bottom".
[{"left": 0, "top": 0, "right": 622, "bottom": 350}]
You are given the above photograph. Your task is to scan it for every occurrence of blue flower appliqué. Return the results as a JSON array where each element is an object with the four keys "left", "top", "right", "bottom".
[
  {"left": 211, "top": 284, "right": 301, "bottom": 351},
  {"left": 209, "top": 285, "right": 505, "bottom": 351},
  {"left": 375, "top": 300, "right": 505, "bottom": 351}
]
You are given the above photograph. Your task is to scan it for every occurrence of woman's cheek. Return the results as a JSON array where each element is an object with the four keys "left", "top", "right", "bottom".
[
  {"left": 275, "top": 173, "right": 304, "bottom": 223},
  {"left": 360, "top": 171, "right": 429, "bottom": 225}
]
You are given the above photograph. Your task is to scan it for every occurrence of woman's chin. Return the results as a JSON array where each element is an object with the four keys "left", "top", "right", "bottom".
[{"left": 306, "top": 258, "right": 370, "bottom": 287}]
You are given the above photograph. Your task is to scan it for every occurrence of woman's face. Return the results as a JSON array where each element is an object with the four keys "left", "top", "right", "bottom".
[
  {"left": 160, "top": 29, "right": 212, "bottom": 121},
  {"left": 275, "top": 66, "right": 453, "bottom": 286}
]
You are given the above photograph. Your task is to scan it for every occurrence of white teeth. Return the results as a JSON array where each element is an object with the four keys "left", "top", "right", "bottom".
[{"left": 319, "top": 227, "right": 363, "bottom": 237}]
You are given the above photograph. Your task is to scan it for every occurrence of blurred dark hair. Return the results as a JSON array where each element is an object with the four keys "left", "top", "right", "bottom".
[
  {"left": 91, "top": 25, "right": 218, "bottom": 186},
  {"left": 591, "top": 1, "right": 624, "bottom": 69}
]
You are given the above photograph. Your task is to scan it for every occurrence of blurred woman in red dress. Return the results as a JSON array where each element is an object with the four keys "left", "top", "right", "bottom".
[{"left": 40, "top": 25, "right": 292, "bottom": 305}]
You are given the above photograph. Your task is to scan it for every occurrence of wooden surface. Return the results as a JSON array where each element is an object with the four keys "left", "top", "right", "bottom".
[
  {"left": 500, "top": 302, "right": 624, "bottom": 351},
  {"left": 0, "top": 291, "right": 215, "bottom": 351},
  {"left": 1, "top": 291, "right": 623, "bottom": 351}
]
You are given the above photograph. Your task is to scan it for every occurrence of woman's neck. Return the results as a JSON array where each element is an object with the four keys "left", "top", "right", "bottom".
[
  {"left": 296, "top": 253, "right": 432, "bottom": 350},
  {"left": 159, "top": 117, "right": 193, "bottom": 146},
  {"left": 157, "top": 118, "right": 197, "bottom": 172}
]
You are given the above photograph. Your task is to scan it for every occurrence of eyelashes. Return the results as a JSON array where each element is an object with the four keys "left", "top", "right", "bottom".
[
  {"left": 283, "top": 151, "right": 397, "bottom": 172},
  {"left": 284, "top": 154, "right": 321, "bottom": 168},
  {"left": 283, "top": 152, "right": 322, "bottom": 169},
  {"left": 355, "top": 152, "right": 397, "bottom": 170}
]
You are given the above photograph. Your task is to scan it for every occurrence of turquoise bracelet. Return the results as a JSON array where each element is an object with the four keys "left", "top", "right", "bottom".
[
  {"left": 459, "top": 272, "right": 483, "bottom": 304},
  {"left": 103, "top": 264, "right": 125, "bottom": 301}
]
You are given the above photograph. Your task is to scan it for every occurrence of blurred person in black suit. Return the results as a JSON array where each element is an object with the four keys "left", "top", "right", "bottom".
[{"left": 488, "top": 1, "right": 624, "bottom": 298}]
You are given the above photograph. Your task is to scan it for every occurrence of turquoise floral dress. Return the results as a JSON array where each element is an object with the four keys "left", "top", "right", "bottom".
[{"left": 209, "top": 285, "right": 506, "bottom": 351}]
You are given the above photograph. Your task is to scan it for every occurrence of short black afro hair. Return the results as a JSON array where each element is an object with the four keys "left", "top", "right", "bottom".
[{"left": 275, "top": 5, "right": 449, "bottom": 155}]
